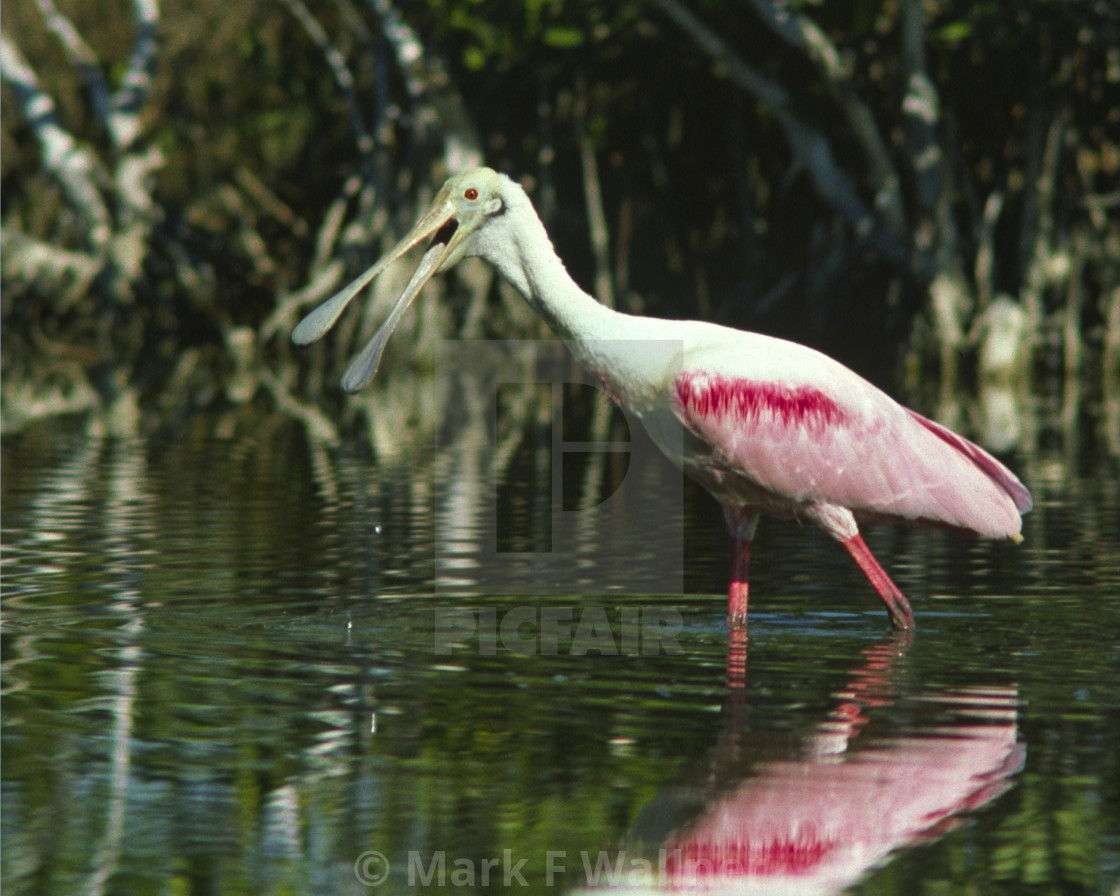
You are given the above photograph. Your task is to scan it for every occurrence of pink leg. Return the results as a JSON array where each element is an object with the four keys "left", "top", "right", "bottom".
[
  {"left": 728, "top": 532, "right": 750, "bottom": 626},
  {"left": 841, "top": 534, "right": 915, "bottom": 631},
  {"left": 804, "top": 503, "right": 915, "bottom": 631},
  {"left": 724, "top": 508, "right": 759, "bottom": 629}
]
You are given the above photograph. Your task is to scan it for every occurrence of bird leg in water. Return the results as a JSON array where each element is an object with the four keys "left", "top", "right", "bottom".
[
  {"left": 724, "top": 508, "right": 759, "bottom": 628},
  {"left": 803, "top": 502, "right": 915, "bottom": 631},
  {"left": 728, "top": 533, "right": 750, "bottom": 626},
  {"left": 841, "top": 534, "right": 915, "bottom": 631}
]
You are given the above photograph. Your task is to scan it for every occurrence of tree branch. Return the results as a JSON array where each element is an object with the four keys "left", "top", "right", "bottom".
[
  {"left": 648, "top": 0, "right": 908, "bottom": 269},
  {"left": 748, "top": 0, "right": 908, "bottom": 243},
  {"left": 31, "top": 0, "right": 111, "bottom": 126},
  {"left": 0, "top": 33, "right": 112, "bottom": 248},
  {"left": 278, "top": 0, "right": 372, "bottom": 153},
  {"left": 369, "top": 0, "right": 482, "bottom": 172},
  {"left": 1, "top": 227, "right": 100, "bottom": 306},
  {"left": 106, "top": 0, "right": 160, "bottom": 150},
  {"left": 575, "top": 83, "right": 614, "bottom": 310}
]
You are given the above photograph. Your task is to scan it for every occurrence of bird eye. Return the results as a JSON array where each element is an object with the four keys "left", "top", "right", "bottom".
[{"left": 464, "top": 187, "right": 479, "bottom": 201}]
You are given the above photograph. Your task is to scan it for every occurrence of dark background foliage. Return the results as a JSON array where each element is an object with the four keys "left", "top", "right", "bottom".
[{"left": 3, "top": 0, "right": 1118, "bottom": 434}]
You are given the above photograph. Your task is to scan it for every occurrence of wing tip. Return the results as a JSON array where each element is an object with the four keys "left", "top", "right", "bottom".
[{"left": 907, "top": 408, "right": 1033, "bottom": 520}]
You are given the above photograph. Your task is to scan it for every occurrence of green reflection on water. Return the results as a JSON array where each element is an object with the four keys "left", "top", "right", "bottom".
[{"left": 2, "top": 413, "right": 1119, "bottom": 896}]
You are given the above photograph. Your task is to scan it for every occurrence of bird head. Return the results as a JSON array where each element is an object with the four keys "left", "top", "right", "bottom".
[{"left": 291, "top": 167, "right": 505, "bottom": 392}]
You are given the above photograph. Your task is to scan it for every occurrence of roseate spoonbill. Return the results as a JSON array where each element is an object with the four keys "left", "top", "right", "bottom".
[{"left": 292, "top": 167, "right": 1032, "bottom": 630}]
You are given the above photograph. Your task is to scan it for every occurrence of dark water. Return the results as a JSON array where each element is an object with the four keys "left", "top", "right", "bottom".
[{"left": 2, "top": 389, "right": 1119, "bottom": 896}]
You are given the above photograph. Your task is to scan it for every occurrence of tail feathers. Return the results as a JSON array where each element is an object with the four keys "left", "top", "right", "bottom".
[{"left": 906, "top": 410, "right": 1033, "bottom": 515}]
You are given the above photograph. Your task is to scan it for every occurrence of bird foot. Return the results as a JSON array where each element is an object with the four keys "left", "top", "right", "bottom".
[{"left": 886, "top": 599, "right": 915, "bottom": 632}]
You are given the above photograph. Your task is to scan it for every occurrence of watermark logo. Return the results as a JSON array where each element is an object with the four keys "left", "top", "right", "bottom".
[
  {"left": 354, "top": 850, "right": 391, "bottom": 887},
  {"left": 433, "top": 604, "right": 684, "bottom": 655},
  {"left": 434, "top": 339, "right": 684, "bottom": 595},
  {"left": 353, "top": 848, "right": 708, "bottom": 888}
]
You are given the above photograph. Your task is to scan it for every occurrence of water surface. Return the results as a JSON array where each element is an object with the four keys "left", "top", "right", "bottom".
[{"left": 2, "top": 393, "right": 1118, "bottom": 896}]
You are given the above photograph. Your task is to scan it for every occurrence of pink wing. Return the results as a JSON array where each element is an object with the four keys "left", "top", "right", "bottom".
[{"left": 671, "top": 368, "right": 1030, "bottom": 538}]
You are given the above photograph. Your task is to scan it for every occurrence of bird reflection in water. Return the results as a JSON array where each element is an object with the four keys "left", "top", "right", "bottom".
[{"left": 593, "top": 632, "right": 1023, "bottom": 895}]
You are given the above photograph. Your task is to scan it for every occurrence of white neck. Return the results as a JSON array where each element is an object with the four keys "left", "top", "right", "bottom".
[
  {"left": 470, "top": 176, "right": 687, "bottom": 405},
  {"left": 474, "top": 178, "right": 628, "bottom": 340}
]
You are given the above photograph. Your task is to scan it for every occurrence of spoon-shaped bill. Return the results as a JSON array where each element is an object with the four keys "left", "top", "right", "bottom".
[
  {"left": 291, "top": 196, "right": 457, "bottom": 347},
  {"left": 291, "top": 264, "right": 383, "bottom": 346},
  {"left": 339, "top": 238, "right": 449, "bottom": 392}
]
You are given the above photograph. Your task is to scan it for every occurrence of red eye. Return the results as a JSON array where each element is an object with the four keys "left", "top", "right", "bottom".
[{"left": 464, "top": 187, "right": 479, "bottom": 201}]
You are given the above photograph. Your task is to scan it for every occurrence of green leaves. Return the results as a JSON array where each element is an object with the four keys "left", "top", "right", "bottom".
[{"left": 439, "top": 0, "right": 622, "bottom": 71}]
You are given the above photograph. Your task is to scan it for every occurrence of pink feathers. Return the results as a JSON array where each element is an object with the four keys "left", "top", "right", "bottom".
[
  {"left": 674, "top": 373, "right": 847, "bottom": 430},
  {"left": 669, "top": 367, "right": 1028, "bottom": 546},
  {"left": 906, "top": 409, "right": 1033, "bottom": 514}
]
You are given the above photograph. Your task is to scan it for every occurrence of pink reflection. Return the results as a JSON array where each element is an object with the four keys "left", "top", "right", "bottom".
[{"left": 595, "top": 636, "right": 1023, "bottom": 895}]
